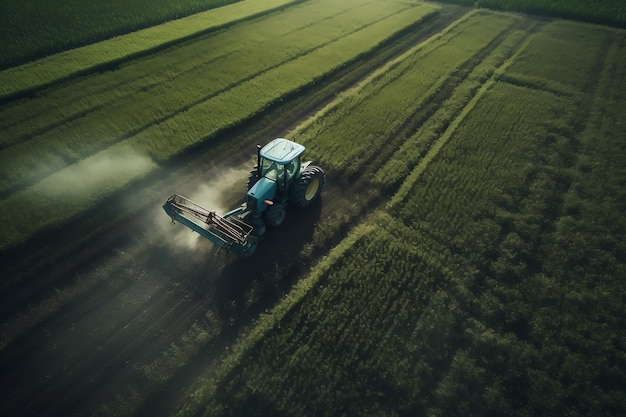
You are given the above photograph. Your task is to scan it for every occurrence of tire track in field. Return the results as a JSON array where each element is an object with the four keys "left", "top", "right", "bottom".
[
  {"left": 390, "top": 20, "right": 543, "bottom": 209},
  {"left": 365, "top": 16, "right": 541, "bottom": 198},
  {"left": 0, "top": 3, "right": 419, "bottom": 200},
  {"left": 359, "top": 18, "right": 527, "bottom": 184},
  {"left": 0, "top": 272, "right": 208, "bottom": 417}
]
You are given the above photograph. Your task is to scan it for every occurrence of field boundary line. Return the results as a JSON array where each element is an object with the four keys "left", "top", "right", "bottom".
[
  {"left": 389, "top": 78, "right": 494, "bottom": 208},
  {"left": 362, "top": 13, "right": 529, "bottom": 185},
  {"left": 389, "top": 28, "right": 535, "bottom": 209},
  {"left": 0, "top": 0, "right": 301, "bottom": 101}
]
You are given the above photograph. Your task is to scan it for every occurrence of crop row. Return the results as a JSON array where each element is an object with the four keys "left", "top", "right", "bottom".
[
  {"left": 0, "top": 1, "right": 440, "bottom": 250},
  {"left": 188, "top": 18, "right": 626, "bottom": 417},
  {"left": 0, "top": 0, "right": 298, "bottom": 97},
  {"left": 0, "top": 0, "right": 238, "bottom": 70},
  {"left": 396, "top": 77, "right": 583, "bottom": 246},
  {"left": 0, "top": 0, "right": 418, "bottom": 196},
  {"left": 204, "top": 215, "right": 465, "bottom": 417},
  {"left": 0, "top": 0, "right": 367, "bottom": 149},
  {"left": 292, "top": 10, "right": 521, "bottom": 178}
]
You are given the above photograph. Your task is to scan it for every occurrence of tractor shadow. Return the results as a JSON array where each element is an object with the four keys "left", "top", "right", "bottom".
[{"left": 213, "top": 196, "right": 323, "bottom": 323}]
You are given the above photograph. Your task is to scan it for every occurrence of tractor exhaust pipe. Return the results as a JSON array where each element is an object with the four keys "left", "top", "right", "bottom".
[{"left": 256, "top": 144, "right": 262, "bottom": 176}]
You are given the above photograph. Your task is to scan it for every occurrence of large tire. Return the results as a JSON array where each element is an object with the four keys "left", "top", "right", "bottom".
[
  {"left": 290, "top": 165, "right": 324, "bottom": 208},
  {"left": 264, "top": 203, "right": 286, "bottom": 228},
  {"left": 233, "top": 235, "right": 258, "bottom": 257}
]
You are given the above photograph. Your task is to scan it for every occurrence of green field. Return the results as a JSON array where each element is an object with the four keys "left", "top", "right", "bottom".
[
  {"left": 0, "top": 0, "right": 439, "bottom": 250},
  {"left": 0, "top": 0, "right": 238, "bottom": 69},
  {"left": 179, "top": 13, "right": 626, "bottom": 417},
  {"left": 438, "top": 0, "right": 626, "bottom": 28},
  {"left": 0, "top": 0, "right": 299, "bottom": 98},
  {"left": 0, "top": 1, "right": 624, "bottom": 416}
]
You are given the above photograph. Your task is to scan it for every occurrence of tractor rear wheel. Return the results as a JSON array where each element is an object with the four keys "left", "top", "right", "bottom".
[
  {"left": 290, "top": 165, "right": 324, "bottom": 208},
  {"left": 264, "top": 203, "right": 286, "bottom": 228}
]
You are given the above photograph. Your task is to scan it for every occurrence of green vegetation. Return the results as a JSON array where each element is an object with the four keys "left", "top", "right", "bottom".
[
  {"left": 0, "top": 0, "right": 439, "bottom": 250},
  {"left": 0, "top": 0, "right": 425, "bottom": 192},
  {"left": 502, "top": 20, "right": 613, "bottom": 95},
  {"left": 1, "top": 3, "right": 625, "bottom": 416},
  {"left": 0, "top": 0, "right": 238, "bottom": 70},
  {"left": 182, "top": 15, "right": 626, "bottom": 417},
  {"left": 0, "top": 0, "right": 297, "bottom": 98},
  {"left": 436, "top": 0, "right": 626, "bottom": 28},
  {"left": 293, "top": 10, "right": 522, "bottom": 177}
]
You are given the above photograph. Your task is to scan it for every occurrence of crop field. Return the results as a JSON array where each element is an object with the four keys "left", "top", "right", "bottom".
[
  {"left": 438, "top": 0, "right": 626, "bottom": 28},
  {"left": 0, "top": 1, "right": 624, "bottom": 416},
  {"left": 0, "top": 0, "right": 238, "bottom": 69},
  {"left": 0, "top": 0, "right": 439, "bottom": 250}
]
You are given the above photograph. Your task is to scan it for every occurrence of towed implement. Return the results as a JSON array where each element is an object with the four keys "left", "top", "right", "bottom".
[{"left": 163, "top": 138, "right": 325, "bottom": 257}]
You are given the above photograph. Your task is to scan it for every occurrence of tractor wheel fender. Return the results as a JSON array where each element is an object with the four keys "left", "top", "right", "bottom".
[
  {"left": 289, "top": 165, "right": 324, "bottom": 209},
  {"left": 300, "top": 160, "right": 313, "bottom": 173}
]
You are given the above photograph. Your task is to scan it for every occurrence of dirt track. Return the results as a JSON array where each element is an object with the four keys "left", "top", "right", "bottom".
[{"left": 0, "top": 6, "right": 468, "bottom": 417}]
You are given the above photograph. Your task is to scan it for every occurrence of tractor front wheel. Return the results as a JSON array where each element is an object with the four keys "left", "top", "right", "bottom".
[
  {"left": 264, "top": 203, "right": 286, "bottom": 228},
  {"left": 290, "top": 165, "right": 324, "bottom": 208},
  {"left": 247, "top": 213, "right": 266, "bottom": 237}
]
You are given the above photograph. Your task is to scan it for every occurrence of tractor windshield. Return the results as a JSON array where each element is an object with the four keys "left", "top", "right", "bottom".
[
  {"left": 285, "top": 156, "right": 300, "bottom": 181},
  {"left": 261, "top": 158, "right": 284, "bottom": 181}
]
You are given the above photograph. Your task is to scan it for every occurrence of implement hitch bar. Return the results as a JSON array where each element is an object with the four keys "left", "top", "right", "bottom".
[{"left": 163, "top": 194, "right": 257, "bottom": 257}]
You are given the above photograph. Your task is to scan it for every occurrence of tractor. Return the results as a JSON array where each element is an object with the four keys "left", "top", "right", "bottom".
[{"left": 163, "top": 138, "right": 324, "bottom": 256}]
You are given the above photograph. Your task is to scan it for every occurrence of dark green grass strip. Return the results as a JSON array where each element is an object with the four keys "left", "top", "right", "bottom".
[
  {"left": 433, "top": 0, "right": 626, "bottom": 28},
  {"left": 0, "top": 0, "right": 237, "bottom": 70}
]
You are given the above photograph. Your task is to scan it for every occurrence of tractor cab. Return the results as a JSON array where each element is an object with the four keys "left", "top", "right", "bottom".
[{"left": 258, "top": 138, "right": 305, "bottom": 190}]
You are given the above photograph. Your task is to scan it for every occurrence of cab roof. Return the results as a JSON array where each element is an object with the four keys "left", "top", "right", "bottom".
[{"left": 260, "top": 138, "right": 305, "bottom": 164}]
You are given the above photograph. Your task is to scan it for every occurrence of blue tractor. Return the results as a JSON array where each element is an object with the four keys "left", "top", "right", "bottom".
[{"left": 163, "top": 138, "right": 325, "bottom": 256}]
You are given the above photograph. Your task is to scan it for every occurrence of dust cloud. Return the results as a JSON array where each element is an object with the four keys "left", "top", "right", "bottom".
[
  {"left": 40, "top": 145, "right": 156, "bottom": 200},
  {"left": 155, "top": 167, "right": 250, "bottom": 252}
]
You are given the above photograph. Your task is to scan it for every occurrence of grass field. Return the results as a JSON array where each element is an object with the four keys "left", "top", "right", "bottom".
[
  {"left": 178, "top": 13, "right": 626, "bottom": 417},
  {"left": 0, "top": 0, "right": 439, "bottom": 250},
  {"left": 0, "top": 0, "right": 238, "bottom": 69},
  {"left": 0, "top": 0, "right": 299, "bottom": 98},
  {"left": 0, "top": 1, "right": 624, "bottom": 416},
  {"left": 437, "top": 0, "right": 626, "bottom": 28}
]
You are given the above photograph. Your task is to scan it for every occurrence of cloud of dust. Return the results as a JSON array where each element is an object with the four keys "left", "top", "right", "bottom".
[
  {"left": 41, "top": 145, "right": 156, "bottom": 201},
  {"left": 157, "top": 166, "right": 250, "bottom": 252}
]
